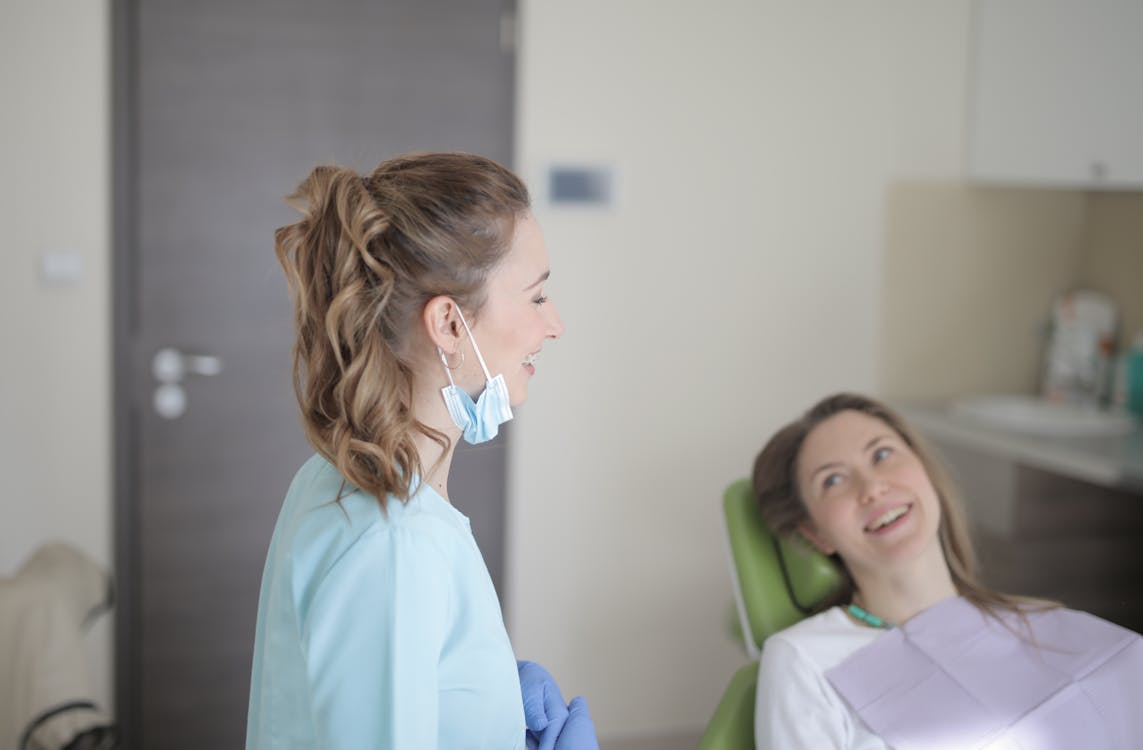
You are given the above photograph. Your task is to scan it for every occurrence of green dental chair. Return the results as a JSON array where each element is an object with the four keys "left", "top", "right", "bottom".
[{"left": 698, "top": 479, "right": 844, "bottom": 750}]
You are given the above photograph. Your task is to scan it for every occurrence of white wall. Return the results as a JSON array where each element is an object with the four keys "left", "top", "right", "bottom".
[
  {"left": 0, "top": 0, "right": 113, "bottom": 713},
  {"left": 881, "top": 184, "right": 1087, "bottom": 403},
  {"left": 1078, "top": 193, "right": 1143, "bottom": 350},
  {"left": 509, "top": 0, "right": 972, "bottom": 739}
]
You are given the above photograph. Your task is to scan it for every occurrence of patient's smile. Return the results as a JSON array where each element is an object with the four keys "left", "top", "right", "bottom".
[{"left": 865, "top": 504, "right": 912, "bottom": 533}]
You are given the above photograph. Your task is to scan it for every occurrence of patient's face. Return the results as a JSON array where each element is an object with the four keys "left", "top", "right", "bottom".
[{"left": 795, "top": 410, "right": 943, "bottom": 578}]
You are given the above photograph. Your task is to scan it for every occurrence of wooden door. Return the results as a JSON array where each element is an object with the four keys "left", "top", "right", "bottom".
[{"left": 114, "top": 1, "right": 516, "bottom": 745}]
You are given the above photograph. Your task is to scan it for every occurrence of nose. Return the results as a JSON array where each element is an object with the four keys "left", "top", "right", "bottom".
[
  {"left": 545, "top": 299, "right": 565, "bottom": 339},
  {"left": 856, "top": 471, "right": 887, "bottom": 505}
]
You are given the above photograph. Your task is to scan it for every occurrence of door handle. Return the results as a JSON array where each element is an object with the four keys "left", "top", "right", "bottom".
[
  {"left": 151, "top": 347, "right": 223, "bottom": 419},
  {"left": 152, "top": 347, "right": 223, "bottom": 384}
]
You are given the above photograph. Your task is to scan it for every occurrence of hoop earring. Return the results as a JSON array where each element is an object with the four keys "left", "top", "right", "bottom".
[{"left": 442, "top": 349, "right": 465, "bottom": 370}]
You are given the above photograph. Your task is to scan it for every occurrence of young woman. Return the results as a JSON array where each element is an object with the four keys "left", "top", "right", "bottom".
[
  {"left": 751, "top": 392, "right": 1142, "bottom": 750},
  {"left": 245, "top": 152, "right": 597, "bottom": 750}
]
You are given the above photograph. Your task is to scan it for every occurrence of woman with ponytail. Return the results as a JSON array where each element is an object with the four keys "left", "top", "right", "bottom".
[{"left": 245, "top": 153, "right": 596, "bottom": 750}]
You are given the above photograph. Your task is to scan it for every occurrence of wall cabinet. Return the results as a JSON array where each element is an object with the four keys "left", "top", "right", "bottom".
[{"left": 969, "top": 0, "right": 1143, "bottom": 189}]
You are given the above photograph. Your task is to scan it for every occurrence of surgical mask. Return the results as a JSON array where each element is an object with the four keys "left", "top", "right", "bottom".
[{"left": 438, "top": 306, "right": 513, "bottom": 444}]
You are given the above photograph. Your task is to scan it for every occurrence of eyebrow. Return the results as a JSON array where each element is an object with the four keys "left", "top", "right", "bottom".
[
  {"left": 524, "top": 270, "right": 550, "bottom": 291},
  {"left": 808, "top": 434, "right": 892, "bottom": 480}
]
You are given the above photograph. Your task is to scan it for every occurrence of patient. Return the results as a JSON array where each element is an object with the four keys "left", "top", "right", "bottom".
[{"left": 751, "top": 393, "right": 1143, "bottom": 750}]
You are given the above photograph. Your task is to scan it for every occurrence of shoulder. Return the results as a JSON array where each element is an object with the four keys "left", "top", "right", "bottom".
[
  {"left": 285, "top": 455, "right": 461, "bottom": 542},
  {"left": 278, "top": 457, "right": 467, "bottom": 595},
  {"left": 756, "top": 608, "right": 886, "bottom": 749},
  {"left": 1026, "top": 605, "right": 1137, "bottom": 632},
  {"left": 763, "top": 606, "right": 885, "bottom": 675},
  {"left": 1018, "top": 606, "right": 1143, "bottom": 654}
]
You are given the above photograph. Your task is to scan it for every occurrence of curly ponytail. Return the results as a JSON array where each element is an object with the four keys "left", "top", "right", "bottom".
[{"left": 275, "top": 153, "right": 529, "bottom": 504}]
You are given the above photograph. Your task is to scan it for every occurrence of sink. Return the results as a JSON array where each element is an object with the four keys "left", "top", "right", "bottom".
[{"left": 948, "top": 395, "right": 1137, "bottom": 438}]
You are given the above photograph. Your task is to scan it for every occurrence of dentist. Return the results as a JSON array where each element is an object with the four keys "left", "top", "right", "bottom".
[{"left": 246, "top": 152, "right": 597, "bottom": 750}]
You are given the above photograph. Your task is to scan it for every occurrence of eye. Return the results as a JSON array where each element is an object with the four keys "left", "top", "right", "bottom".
[
  {"left": 821, "top": 472, "right": 843, "bottom": 491},
  {"left": 872, "top": 446, "right": 893, "bottom": 463},
  {"left": 532, "top": 293, "right": 549, "bottom": 306}
]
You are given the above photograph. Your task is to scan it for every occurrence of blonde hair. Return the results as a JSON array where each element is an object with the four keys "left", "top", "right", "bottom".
[
  {"left": 275, "top": 152, "right": 529, "bottom": 504},
  {"left": 753, "top": 392, "right": 1056, "bottom": 621}
]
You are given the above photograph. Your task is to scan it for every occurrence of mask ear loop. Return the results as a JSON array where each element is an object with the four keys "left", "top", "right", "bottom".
[
  {"left": 439, "top": 348, "right": 464, "bottom": 370},
  {"left": 453, "top": 306, "right": 494, "bottom": 382},
  {"left": 437, "top": 347, "right": 459, "bottom": 386}
]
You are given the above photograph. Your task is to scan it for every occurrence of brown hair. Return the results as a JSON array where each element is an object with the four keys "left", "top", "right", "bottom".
[
  {"left": 275, "top": 152, "right": 530, "bottom": 504},
  {"left": 753, "top": 392, "right": 1055, "bottom": 621}
]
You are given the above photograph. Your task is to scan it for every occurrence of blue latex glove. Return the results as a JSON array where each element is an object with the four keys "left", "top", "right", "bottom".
[
  {"left": 552, "top": 696, "right": 599, "bottom": 750},
  {"left": 518, "top": 660, "right": 570, "bottom": 750}
]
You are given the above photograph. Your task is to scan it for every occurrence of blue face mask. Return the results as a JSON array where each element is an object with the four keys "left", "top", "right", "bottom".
[{"left": 438, "top": 306, "right": 513, "bottom": 444}]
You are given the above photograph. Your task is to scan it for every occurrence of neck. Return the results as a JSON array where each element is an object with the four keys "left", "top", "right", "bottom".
[
  {"left": 848, "top": 546, "right": 958, "bottom": 627},
  {"left": 410, "top": 369, "right": 463, "bottom": 503}
]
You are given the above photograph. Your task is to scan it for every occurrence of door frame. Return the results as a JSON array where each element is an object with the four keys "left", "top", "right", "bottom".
[{"left": 111, "top": 0, "right": 142, "bottom": 744}]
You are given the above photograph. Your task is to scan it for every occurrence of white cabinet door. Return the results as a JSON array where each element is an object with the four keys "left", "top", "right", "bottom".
[{"left": 969, "top": 0, "right": 1143, "bottom": 188}]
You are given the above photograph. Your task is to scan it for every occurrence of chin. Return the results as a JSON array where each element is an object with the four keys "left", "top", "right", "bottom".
[{"left": 882, "top": 535, "right": 938, "bottom": 565}]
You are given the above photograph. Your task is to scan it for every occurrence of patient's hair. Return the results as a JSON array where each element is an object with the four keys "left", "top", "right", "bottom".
[
  {"left": 275, "top": 152, "right": 529, "bottom": 503},
  {"left": 753, "top": 392, "right": 1053, "bottom": 620}
]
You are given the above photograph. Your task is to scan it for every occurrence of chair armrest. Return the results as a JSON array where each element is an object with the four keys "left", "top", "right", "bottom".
[{"left": 698, "top": 661, "right": 759, "bottom": 750}]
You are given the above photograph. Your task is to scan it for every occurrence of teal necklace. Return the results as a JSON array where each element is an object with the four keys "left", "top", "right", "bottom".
[{"left": 847, "top": 602, "right": 893, "bottom": 629}]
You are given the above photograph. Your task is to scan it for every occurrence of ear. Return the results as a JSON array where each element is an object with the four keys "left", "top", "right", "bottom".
[
  {"left": 797, "top": 522, "right": 836, "bottom": 556},
  {"left": 422, "top": 295, "right": 465, "bottom": 352}
]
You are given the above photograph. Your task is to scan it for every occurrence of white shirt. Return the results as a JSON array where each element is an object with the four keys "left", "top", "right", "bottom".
[{"left": 754, "top": 606, "right": 889, "bottom": 750}]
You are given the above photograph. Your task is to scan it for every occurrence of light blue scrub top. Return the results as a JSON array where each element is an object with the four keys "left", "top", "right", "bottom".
[{"left": 246, "top": 454, "right": 525, "bottom": 749}]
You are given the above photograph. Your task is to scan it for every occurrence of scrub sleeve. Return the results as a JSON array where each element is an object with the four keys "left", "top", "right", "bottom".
[{"left": 302, "top": 523, "right": 450, "bottom": 747}]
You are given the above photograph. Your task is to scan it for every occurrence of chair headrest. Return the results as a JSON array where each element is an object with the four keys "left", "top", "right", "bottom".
[{"left": 723, "top": 478, "right": 843, "bottom": 656}]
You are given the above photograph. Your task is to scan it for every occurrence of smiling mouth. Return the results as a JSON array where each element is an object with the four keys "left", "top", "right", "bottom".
[
  {"left": 865, "top": 504, "right": 912, "bottom": 532},
  {"left": 522, "top": 351, "right": 539, "bottom": 367}
]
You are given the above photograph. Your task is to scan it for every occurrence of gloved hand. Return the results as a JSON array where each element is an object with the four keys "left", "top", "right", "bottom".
[
  {"left": 551, "top": 696, "right": 599, "bottom": 750},
  {"left": 518, "top": 660, "right": 570, "bottom": 750}
]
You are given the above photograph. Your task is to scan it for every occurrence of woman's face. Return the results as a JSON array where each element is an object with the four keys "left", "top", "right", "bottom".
[
  {"left": 464, "top": 211, "right": 564, "bottom": 406},
  {"left": 795, "top": 410, "right": 943, "bottom": 577}
]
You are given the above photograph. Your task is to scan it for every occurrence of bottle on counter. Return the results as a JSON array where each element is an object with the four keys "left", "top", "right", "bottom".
[
  {"left": 1041, "top": 290, "right": 1118, "bottom": 408},
  {"left": 1126, "top": 332, "right": 1143, "bottom": 417}
]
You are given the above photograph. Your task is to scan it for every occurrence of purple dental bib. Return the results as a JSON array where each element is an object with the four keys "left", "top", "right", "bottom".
[{"left": 825, "top": 596, "right": 1143, "bottom": 749}]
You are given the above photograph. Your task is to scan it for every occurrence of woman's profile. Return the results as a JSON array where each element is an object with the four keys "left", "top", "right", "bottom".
[{"left": 245, "top": 152, "right": 596, "bottom": 750}]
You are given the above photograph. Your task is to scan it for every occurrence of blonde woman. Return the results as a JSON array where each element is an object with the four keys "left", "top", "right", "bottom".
[
  {"left": 246, "top": 153, "right": 596, "bottom": 750},
  {"left": 751, "top": 393, "right": 1142, "bottom": 749}
]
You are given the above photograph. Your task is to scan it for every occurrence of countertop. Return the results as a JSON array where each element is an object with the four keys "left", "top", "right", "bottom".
[{"left": 900, "top": 403, "right": 1143, "bottom": 492}]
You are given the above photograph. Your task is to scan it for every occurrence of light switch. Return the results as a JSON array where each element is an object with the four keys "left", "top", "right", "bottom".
[
  {"left": 40, "top": 251, "right": 84, "bottom": 286},
  {"left": 548, "top": 165, "right": 616, "bottom": 207}
]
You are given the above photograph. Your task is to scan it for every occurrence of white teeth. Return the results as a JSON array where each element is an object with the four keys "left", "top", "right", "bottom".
[
  {"left": 523, "top": 352, "right": 539, "bottom": 366},
  {"left": 868, "top": 506, "right": 908, "bottom": 531}
]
